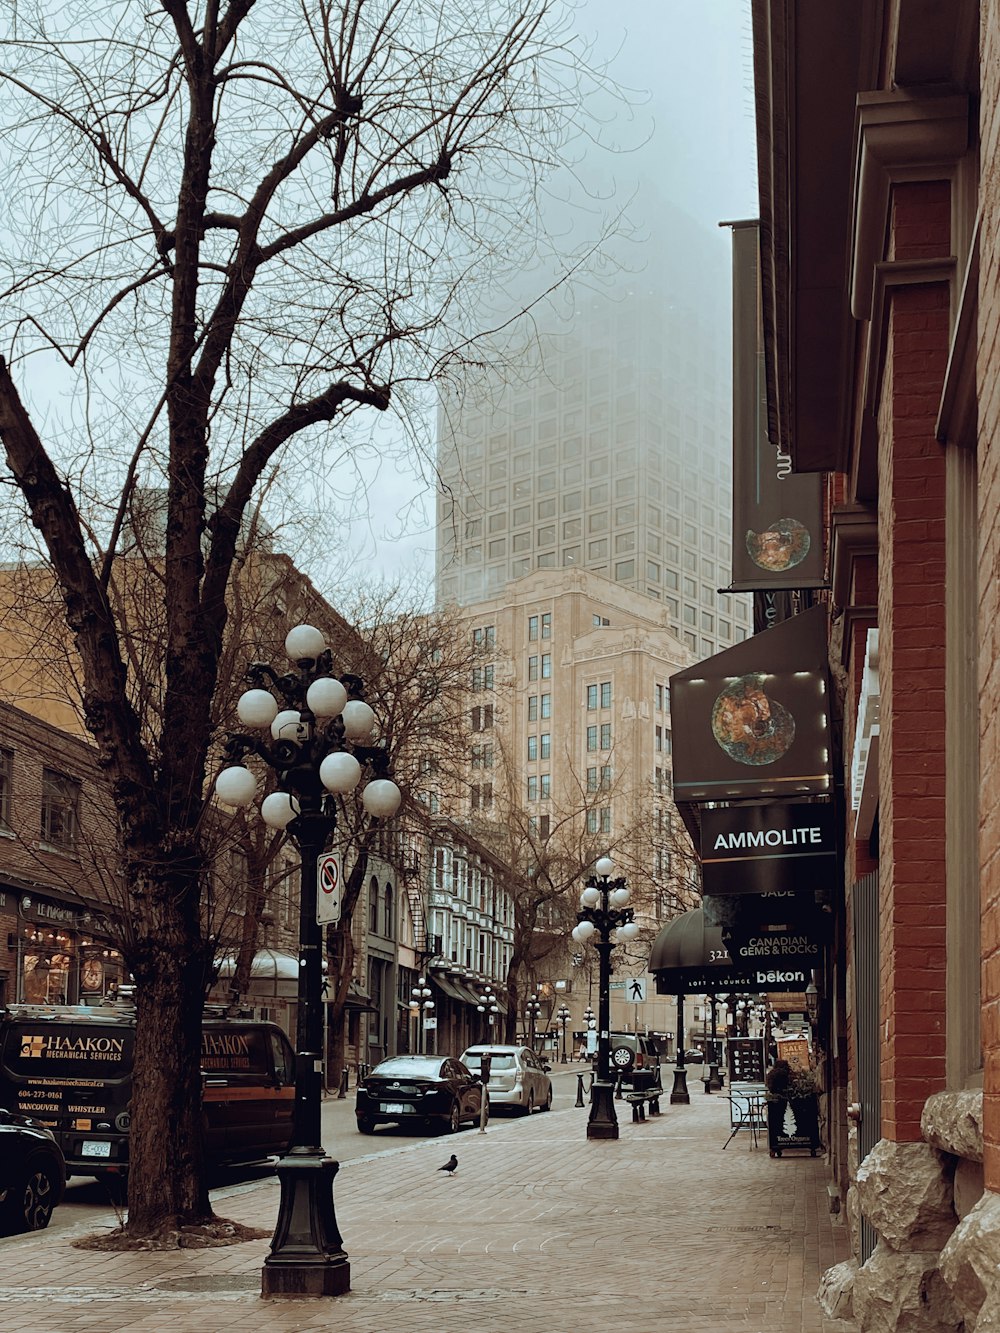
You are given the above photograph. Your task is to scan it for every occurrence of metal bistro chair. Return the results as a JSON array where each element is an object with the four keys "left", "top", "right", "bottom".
[{"left": 723, "top": 1083, "right": 765, "bottom": 1150}]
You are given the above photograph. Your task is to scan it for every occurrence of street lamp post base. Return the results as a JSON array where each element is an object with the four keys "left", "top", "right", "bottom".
[
  {"left": 708, "top": 1063, "right": 723, "bottom": 1091},
  {"left": 586, "top": 1080, "right": 620, "bottom": 1139},
  {"left": 261, "top": 1153, "right": 350, "bottom": 1299},
  {"left": 670, "top": 1068, "right": 691, "bottom": 1104}
]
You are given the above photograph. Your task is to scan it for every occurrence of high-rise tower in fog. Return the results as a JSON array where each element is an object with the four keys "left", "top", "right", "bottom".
[{"left": 433, "top": 210, "right": 751, "bottom": 656}]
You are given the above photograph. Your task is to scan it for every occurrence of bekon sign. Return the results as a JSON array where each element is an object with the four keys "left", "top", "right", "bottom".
[{"left": 700, "top": 803, "right": 837, "bottom": 897}]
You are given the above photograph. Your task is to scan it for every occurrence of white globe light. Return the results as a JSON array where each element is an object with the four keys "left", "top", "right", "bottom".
[
  {"left": 575, "top": 920, "right": 596, "bottom": 942},
  {"left": 306, "top": 676, "right": 347, "bottom": 718},
  {"left": 236, "top": 689, "right": 278, "bottom": 728},
  {"left": 320, "top": 751, "right": 362, "bottom": 794},
  {"left": 342, "top": 699, "right": 375, "bottom": 741},
  {"left": 610, "top": 927, "right": 622, "bottom": 943},
  {"left": 260, "top": 791, "right": 299, "bottom": 828},
  {"left": 620, "top": 921, "right": 640, "bottom": 940},
  {"left": 610, "top": 886, "right": 631, "bottom": 908},
  {"left": 285, "top": 624, "right": 326, "bottom": 661},
  {"left": 215, "top": 766, "right": 257, "bottom": 807},
  {"left": 581, "top": 885, "right": 601, "bottom": 907},
  {"left": 362, "top": 778, "right": 402, "bottom": 818},
  {"left": 571, "top": 925, "right": 584, "bottom": 942},
  {"left": 595, "top": 856, "right": 615, "bottom": 878},
  {"left": 270, "top": 708, "right": 304, "bottom": 740}
]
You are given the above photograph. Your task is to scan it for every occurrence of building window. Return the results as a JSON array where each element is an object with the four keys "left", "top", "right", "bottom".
[
  {"left": 587, "top": 809, "right": 598, "bottom": 834},
  {"left": 0, "top": 748, "right": 10, "bottom": 831},
  {"left": 527, "top": 776, "right": 538, "bottom": 801},
  {"left": 384, "top": 884, "right": 394, "bottom": 937},
  {"left": 538, "top": 814, "right": 550, "bottom": 839},
  {"left": 540, "top": 733, "right": 551, "bottom": 760},
  {"left": 540, "top": 774, "right": 551, "bottom": 799},
  {"left": 369, "top": 876, "right": 380, "bottom": 933},
  {"left": 541, "top": 653, "right": 551, "bottom": 679},
  {"left": 528, "top": 614, "right": 539, "bottom": 640},
  {"left": 528, "top": 695, "right": 538, "bottom": 721},
  {"left": 540, "top": 693, "right": 551, "bottom": 719},
  {"left": 587, "top": 766, "right": 598, "bottom": 792},
  {"left": 541, "top": 612, "right": 552, "bottom": 639},
  {"left": 655, "top": 725, "right": 662, "bottom": 753},
  {"left": 592, "top": 614, "right": 610, "bottom": 627},
  {"left": 471, "top": 704, "right": 494, "bottom": 732},
  {"left": 527, "top": 735, "right": 538, "bottom": 762},
  {"left": 40, "top": 768, "right": 79, "bottom": 851},
  {"left": 600, "top": 681, "right": 612, "bottom": 709},
  {"left": 655, "top": 684, "right": 664, "bottom": 711},
  {"left": 472, "top": 625, "right": 495, "bottom": 648},
  {"left": 587, "top": 684, "right": 598, "bottom": 710},
  {"left": 471, "top": 784, "right": 494, "bottom": 811},
  {"left": 663, "top": 730, "right": 672, "bottom": 756},
  {"left": 600, "top": 808, "right": 611, "bottom": 834},
  {"left": 528, "top": 655, "right": 539, "bottom": 681},
  {"left": 600, "top": 723, "right": 612, "bottom": 750},
  {"left": 601, "top": 765, "right": 612, "bottom": 790},
  {"left": 587, "top": 726, "right": 598, "bottom": 752}
]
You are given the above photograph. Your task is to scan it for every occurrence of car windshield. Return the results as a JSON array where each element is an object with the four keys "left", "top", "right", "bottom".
[
  {"left": 370, "top": 1057, "right": 442, "bottom": 1078},
  {"left": 462, "top": 1052, "right": 515, "bottom": 1071}
]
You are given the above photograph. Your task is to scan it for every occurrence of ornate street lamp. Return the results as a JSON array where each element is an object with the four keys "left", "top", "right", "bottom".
[
  {"left": 476, "top": 985, "right": 500, "bottom": 1042},
  {"left": 524, "top": 990, "right": 542, "bottom": 1050},
  {"left": 556, "top": 1004, "right": 571, "bottom": 1063},
  {"left": 570, "top": 856, "right": 640, "bottom": 1140},
  {"left": 410, "top": 977, "right": 434, "bottom": 1054},
  {"left": 215, "top": 623, "right": 401, "bottom": 1298}
]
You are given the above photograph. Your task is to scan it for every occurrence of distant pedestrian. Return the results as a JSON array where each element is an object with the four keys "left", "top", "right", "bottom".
[{"left": 578, "top": 1042, "right": 587, "bottom": 1061}]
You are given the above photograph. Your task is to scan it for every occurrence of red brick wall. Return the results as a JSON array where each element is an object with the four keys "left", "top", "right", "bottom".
[
  {"left": 980, "top": 0, "right": 1000, "bottom": 1192},
  {"left": 878, "top": 181, "right": 951, "bottom": 1142}
]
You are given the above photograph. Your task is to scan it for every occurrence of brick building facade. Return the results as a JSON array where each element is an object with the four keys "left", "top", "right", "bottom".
[{"left": 753, "top": 1, "right": 997, "bottom": 1326}]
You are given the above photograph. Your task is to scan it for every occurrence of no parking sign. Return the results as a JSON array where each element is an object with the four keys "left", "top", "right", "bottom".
[{"left": 316, "top": 852, "right": 342, "bottom": 924}]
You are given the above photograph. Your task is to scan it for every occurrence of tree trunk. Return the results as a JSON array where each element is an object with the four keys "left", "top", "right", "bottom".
[{"left": 125, "top": 871, "right": 213, "bottom": 1236}]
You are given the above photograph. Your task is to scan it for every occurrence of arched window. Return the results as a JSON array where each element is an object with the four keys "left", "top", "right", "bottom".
[
  {"left": 384, "top": 883, "right": 394, "bottom": 938},
  {"left": 369, "top": 876, "right": 380, "bottom": 933}
]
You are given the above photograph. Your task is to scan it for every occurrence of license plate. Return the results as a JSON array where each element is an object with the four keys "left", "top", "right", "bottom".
[
  {"left": 380, "top": 1102, "right": 406, "bottom": 1114},
  {"left": 82, "top": 1140, "right": 111, "bottom": 1158}
]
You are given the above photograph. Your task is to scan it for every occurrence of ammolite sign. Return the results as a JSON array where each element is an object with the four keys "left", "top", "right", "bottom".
[{"left": 700, "top": 803, "right": 837, "bottom": 897}]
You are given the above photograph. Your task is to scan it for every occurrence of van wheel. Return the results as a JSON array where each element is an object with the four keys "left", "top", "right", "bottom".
[{"left": 357, "top": 1118, "right": 376, "bottom": 1135}]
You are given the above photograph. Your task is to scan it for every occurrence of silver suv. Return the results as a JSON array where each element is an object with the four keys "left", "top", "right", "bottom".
[
  {"left": 460, "top": 1045, "right": 553, "bottom": 1115},
  {"left": 608, "top": 1033, "right": 661, "bottom": 1087}
]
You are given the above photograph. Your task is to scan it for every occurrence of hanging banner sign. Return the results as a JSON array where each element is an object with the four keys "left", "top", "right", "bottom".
[{"left": 700, "top": 803, "right": 837, "bottom": 897}]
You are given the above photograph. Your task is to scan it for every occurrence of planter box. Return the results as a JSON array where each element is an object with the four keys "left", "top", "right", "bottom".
[{"left": 766, "top": 1093, "right": 821, "bottom": 1157}]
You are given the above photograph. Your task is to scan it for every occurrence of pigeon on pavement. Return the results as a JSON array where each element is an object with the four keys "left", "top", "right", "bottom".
[{"left": 438, "top": 1154, "right": 458, "bottom": 1175}]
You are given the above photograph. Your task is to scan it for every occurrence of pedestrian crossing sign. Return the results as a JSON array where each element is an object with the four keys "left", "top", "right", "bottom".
[{"left": 626, "top": 978, "right": 647, "bottom": 1002}]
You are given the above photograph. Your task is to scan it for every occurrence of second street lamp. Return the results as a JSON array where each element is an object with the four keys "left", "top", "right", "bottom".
[
  {"left": 556, "top": 1004, "right": 571, "bottom": 1063},
  {"left": 477, "top": 985, "right": 500, "bottom": 1042},
  {"left": 524, "top": 991, "right": 542, "bottom": 1050},
  {"left": 410, "top": 978, "right": 434, "bottom": 1054},
  {"left": 571, "top": 856, "right": 640, "bottom": 1140},
  {"left": 215, "top": 622, "right": 401, "bottom": 1298}
]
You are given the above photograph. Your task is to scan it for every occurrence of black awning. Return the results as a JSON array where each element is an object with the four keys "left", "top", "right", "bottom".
[
  {"left": 431, "top": 974, "right": 468, "bottom": 1004},
  {"left": 649, "top": 908, "right": 748, "bottom": 994},
  {"left": 344, "top": 982, "right": 378, "bottom": 1012}
]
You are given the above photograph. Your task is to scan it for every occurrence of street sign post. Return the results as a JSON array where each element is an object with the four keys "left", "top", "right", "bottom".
[
  {"left": 626, "top": 977, "right": 647, "bottom": 1003},
  {"left": 316, "top": 852, "right": 342, "bottom": 924}
]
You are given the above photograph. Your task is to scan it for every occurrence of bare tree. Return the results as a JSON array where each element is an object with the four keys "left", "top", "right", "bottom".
[{"left": 0, "top": 1, "right": 618, "bottom": 1243}]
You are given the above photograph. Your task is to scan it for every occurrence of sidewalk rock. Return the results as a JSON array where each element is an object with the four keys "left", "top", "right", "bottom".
[
  {"left": 922, "top": 1089, "right": 984, "bottom": 1162},
  {"left": 818, "top": 1258, "right": 857, "bottom": 1320},
  {"left": 938, "top": 1189, "right": 1000, "bottom": 1326},
  {"left": 856, "top": 1139, "right": 957, "bottom": 1251},
  {"left": 853, "top": 1242, "right": 962, "bottom": 1333}
]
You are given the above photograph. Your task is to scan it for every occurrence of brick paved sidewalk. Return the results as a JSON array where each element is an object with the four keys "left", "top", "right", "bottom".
[{"left": 0, "top": 1088, "right": 857, "bottom": 1333}]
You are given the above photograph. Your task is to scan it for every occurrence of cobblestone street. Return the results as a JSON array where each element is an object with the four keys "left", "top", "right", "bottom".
[{"left": 0, "top": 1086, "right": 856, "bottom": 1333}]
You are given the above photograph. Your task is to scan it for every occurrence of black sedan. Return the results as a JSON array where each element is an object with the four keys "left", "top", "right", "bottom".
[
  {"left": 356, "top": 1055, "right": 486, "bottom": 1135},
  {"left": 0, "top": 1108, "right": 66, "bottom": 1234}
]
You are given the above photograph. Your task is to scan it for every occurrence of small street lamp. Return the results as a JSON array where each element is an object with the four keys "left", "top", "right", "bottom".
[
  {"left": 216, "top": 624, "right": 401, "bottom": 1298},
  {"left": 583, "top": 1004, "right": 596, "bottom": 1061},
  {"left": 524, "top": 990, "right": 542, "bottom": 1050},
  {"left": 476, "top": 985, "right": 500, "bottom": 1042},
  {"left": 570, "top": 856, "right": 640, "bottom": 1140},
  {"left": 556, "top": 1004, "right": 571, "bottom": 1063},
  {"left": 410, "top": 978, "right": 434, "bottom": 1054}
]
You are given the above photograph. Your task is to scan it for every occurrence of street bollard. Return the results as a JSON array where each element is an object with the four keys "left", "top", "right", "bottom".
[
  {"left": 337, "top": 1067, "right": 349, "bottom": 1099},
  {"left": 575, "top": 1072, "right": 586, "bottom": 1107}
]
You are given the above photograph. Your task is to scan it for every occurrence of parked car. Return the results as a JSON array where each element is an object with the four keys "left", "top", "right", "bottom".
[
  {"left": 460, "top": 1045, "right": 553, "bottom": 1115},
  {"left": 356, "top": 1055, "right": 485, "bottom": 1135},
  {"left": 684, "top": 1048, "right": 705, "bottom": 1063},
  {"left": 0, "top": 1108, "right": 66, "bottom": 1234},
  {"left": 608, "top": 1033, "right": 661, "bottom": 1087}
]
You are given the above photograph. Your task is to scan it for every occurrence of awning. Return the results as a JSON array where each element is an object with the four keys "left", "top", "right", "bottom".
[
  {"left": 345, "top": 981, "right": 377, "bottom": 1013},
  {"left": 649, "top": 909, "right": 749, "bottom": 994},
  {"left": 431, "top": 974, "right": 469, "bottom": 1004}
]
